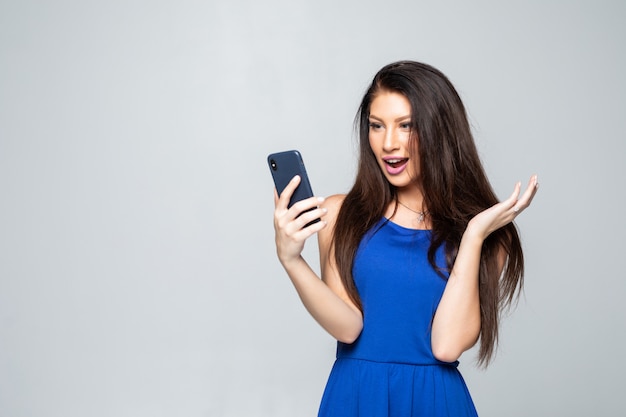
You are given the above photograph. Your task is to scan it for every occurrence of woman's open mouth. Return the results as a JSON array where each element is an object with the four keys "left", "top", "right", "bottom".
[{"left": 383, "top": 157, "right": 409, "bottom": 175}]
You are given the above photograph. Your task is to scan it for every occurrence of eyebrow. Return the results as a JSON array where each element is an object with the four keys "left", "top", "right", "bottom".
[{"left": 368, "top": 114, "right": 412, "bottom": 122}]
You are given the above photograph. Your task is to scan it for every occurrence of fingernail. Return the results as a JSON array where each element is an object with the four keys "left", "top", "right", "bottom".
[{"left": 317, "top": 197, "right": 325, "bottom": 203}]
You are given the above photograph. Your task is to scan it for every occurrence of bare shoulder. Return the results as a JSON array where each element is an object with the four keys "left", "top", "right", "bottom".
[
  {"left": 318, "top": 194, "right": 346, "bottom": 246},
  {"left": 321, "top": 194, "right": 346, "bottom": 217}
]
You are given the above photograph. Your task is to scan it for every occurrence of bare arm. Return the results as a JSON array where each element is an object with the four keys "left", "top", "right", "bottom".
[
  {"left": 273, "top": 176, "right": 363, "bottom": 343},
  {"left": 431, "top": 175, "right": 539, "bottom": 362}
]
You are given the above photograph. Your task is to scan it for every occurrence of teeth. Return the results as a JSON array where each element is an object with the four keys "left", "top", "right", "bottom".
[{"left": 387, "top": 159, "right": 402, "bottom": 163}]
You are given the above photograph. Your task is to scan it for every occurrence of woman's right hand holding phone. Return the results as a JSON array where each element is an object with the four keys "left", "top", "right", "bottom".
[
  {"left": 273, "top": 175, "right": 327, "bottom": 267},
  {"left": 273, "top": 178, "right": 363, "bottom": 343}
]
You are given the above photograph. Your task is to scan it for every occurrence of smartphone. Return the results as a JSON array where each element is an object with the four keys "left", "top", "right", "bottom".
[{"left": 267, "top": 150, "right": 320, "bottom": 226}]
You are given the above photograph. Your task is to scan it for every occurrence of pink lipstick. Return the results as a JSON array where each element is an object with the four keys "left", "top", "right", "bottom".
[{"left": 382, "top": 156, "right": 409, "bottom": 175}]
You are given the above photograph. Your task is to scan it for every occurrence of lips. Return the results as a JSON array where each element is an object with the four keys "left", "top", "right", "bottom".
[
  {"left": 382, "top": 157, "right": 409, "bottom": 175},
  {"left": 385, "top": 158, "right": 408, "bottom": 168}
]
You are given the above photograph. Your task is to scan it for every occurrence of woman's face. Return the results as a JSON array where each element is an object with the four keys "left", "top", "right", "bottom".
[{"left": 368, "top": 90, "right": 419, "bottom": 189}]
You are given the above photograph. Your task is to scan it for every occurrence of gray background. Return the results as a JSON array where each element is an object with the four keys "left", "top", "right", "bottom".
[{"left": 1, "top": 0, "right": 624, "bottom": 416}]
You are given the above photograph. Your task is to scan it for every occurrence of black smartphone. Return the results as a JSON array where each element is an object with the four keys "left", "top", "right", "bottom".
[{"left": 267, "top": 150, "right": 320, "bottom": 226}]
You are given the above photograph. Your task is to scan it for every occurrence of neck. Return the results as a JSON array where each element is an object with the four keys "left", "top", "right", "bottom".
[
  {"left": 395, "top": 185, "right": 426, "bottom": 212},
  {"left": 397, "top": 200, "right": 427, "bottom": 215},
  {"left": 383, "top": 186, "right": 430, "bottom": 228}
]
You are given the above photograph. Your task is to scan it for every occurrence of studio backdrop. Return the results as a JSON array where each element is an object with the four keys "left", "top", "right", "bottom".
[{"left": 1, "top": 1, "right": 625, "bottom": 416}]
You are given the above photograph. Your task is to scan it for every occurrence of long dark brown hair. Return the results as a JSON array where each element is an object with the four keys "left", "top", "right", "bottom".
[{"left": 331, "top": 61, "right": 524, "bottom": 367}]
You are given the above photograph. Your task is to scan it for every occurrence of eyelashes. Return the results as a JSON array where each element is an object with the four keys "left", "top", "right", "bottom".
[{"left": 368, "top": 121, "right": 413, "bottom": 131}]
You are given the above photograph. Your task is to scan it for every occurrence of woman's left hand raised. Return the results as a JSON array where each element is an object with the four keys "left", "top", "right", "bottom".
[{"left": 467, "top": 175, "right": 539, "bottom": 240}]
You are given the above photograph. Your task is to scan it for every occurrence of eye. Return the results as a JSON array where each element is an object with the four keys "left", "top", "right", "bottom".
[
  {"left": 368, "top": 122, "right": 383, "bottom": 130},
  {"left": 399, "top": 122, "right": 412, "bottom": 130}
]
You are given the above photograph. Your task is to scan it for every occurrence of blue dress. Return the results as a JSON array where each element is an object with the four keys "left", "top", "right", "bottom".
[{"left": 318, "top": 218, "right": 478, "bottom": 417}]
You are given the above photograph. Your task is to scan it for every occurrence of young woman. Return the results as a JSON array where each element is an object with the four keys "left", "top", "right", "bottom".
[{"left": 273, "top": 61, "right": 538, "bottom": 416}]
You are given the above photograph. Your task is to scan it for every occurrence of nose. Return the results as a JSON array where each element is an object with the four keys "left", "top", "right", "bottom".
[{"left": 382, "top": 128, "right": 399, "bottom": 152}]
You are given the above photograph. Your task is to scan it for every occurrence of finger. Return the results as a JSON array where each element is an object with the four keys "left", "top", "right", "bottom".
[
  {"left": 503, "top": 181, "right": 522, "bottom": 211},
  {"left": 294, "top": 206, "right": 328, "bottom": 230},
  {"left": 286, "top": 197, "right": 325, "bottom": 228},
  {"left": 521, "top": 174, "right": 540, "bottom": 206},
  {"left": 273, "top": 188, "right": 279, "bottom": 205},
  {"left": 275, "top": 195, "right": 325, "bottom": 232},
  {"left": 292, "top": 215, "right": 327, "bottom": 238},
  {"left": 512, "top": 175, "right": 539, "bottom": 213},
  {"left": 277, "top": 206, "right": 327, "bottom": 241},
  {"left": 290, "top": 195, "right": 325, "bottom": 216},
  {"left": 276, "top": 175, "right": 301, "bottom": 210}
]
